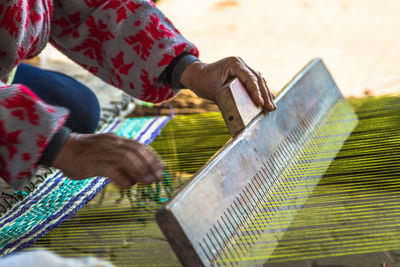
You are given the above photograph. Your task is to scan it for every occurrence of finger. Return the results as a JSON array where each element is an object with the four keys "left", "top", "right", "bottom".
[
  {"left": 112, "top": 140, "right": 163, "bottom": 185},
  {"left": 261, "top": 75, "right": 276, "bottom": 110},
  {"left": 125, "top": 142, "right": 164, "bottom": 184},
  {"left": 132, "top": 142, "right": 164, "bottom": 181},
  {"left": 262, "top": 76, "right": 277, "bottom": 110},
  {"left": 145, "top": 146, "right": 165, "bottom": 179},
  {"left": 111, "top": 145, "right": 147, "bottom": 182},
  {"left": 254, "top": 70, "right": 274, "bottom": 111},
  {"left": 106, "top": 167, "right": 136, "bottom": 189},
  {"left": 261, "top": 76, "right": 275, "bottom": 99},
  {"left": 108, "top": 146, "right": 153, "bottom": 186},
  {"left": 237, "top": 58, "right": 275, "bottom": 111},
  {"left": 123, "top": 149, "right": 155, "bottom": 185},
  {"left": 228, "top": 59, "right": 264, "bottom": 107}
]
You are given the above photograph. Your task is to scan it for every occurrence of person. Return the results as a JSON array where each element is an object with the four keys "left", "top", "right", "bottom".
[{"left": 0, "top": 0, "right": 276, "bottom": 190}]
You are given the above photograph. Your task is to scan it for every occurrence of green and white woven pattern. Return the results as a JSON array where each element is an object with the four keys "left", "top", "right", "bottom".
[{"left": 0, "top": 115, "right": 172, "bottom": 256}]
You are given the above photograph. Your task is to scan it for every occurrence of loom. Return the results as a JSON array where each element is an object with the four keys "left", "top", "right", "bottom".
[
  {"left": 4, "top": 58, "right": 399, "bottom": 266},
  {"left": 156, "top": 58, "right": 359, "bottom": 266}
]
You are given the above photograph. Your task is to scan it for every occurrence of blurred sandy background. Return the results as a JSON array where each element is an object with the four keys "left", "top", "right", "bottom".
[{"left": 41, "top": 0, "right": 400, "bottom": 101}]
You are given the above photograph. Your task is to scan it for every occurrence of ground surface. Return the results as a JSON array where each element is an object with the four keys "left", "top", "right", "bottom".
[{"left": 157, "top": 0, "right": 400, "bottom": 97}]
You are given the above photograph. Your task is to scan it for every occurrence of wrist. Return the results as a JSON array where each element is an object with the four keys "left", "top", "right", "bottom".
[
  {"left": 167, "top": 54, "right": 199, "bottom": 89},
  {"left": 180, "top": 60, "right": 205, "bottom": 92},
  {"left": 52, "top": 132, "right": 80, "bottom": 170},
  {"left": 38, "top": 126, "right": 72, "bottom": 167}
]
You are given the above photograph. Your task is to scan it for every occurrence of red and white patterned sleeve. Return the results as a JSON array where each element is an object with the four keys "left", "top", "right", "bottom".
[
  {"left": 0, "top": 83, "right": 69, "bottom": 189},
  {"left": 50, "top": 0, "right": 199, "bottom": 103},
  {"left": 0, "top": 0, "right": 69, "bottom": 188}
]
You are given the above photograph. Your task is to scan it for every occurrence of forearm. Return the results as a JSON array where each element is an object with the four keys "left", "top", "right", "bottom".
[{"left": 50, "top": 0, "right": 198, "bottom": 103}]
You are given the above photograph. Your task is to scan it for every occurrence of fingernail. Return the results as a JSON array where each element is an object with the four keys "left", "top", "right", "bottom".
[
  {"left": 265, "top": 102, "right": 273, "bottom": 111},
  {"left": 258, "top": 96, "right": 264, "bottom": 107}
]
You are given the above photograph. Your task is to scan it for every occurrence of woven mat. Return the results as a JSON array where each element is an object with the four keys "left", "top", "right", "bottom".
[{"left": 0, "top": 115, "right": 172, "bottom": 256}]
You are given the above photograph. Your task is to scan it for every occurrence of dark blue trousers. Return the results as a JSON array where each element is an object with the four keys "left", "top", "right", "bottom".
[{"left": 13, "top": 63, "right": 101, "bottom": 133}]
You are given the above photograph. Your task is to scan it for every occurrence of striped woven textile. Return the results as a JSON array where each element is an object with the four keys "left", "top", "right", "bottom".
[{"left": 0, "top": 115, "right": 172, "bottom": 256}]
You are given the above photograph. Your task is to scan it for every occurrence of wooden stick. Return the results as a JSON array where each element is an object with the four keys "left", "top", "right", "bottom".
[{"left": 215, "top": 78, "right": 262, "bottom": 135}]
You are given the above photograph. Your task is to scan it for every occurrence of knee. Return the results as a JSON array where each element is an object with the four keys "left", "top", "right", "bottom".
[
  {"left": 14, "top": 64, "right": 101, "bottom": 133},
  {"left": 65, "top": 90, "right": 101, "bottom": 134}
]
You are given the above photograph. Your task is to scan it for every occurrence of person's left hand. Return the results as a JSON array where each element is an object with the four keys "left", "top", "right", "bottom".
[
  {"left": 52, "top": 133, "right": 164, "bottom": 188},
  {"left": 180, "top": 57, "right": 276, "bottom": 111}
]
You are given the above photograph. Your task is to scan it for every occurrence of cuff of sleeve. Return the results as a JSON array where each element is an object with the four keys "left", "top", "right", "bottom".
[
  {"left": 167, "top": 53, "right": 199, "bottom": 89},
  {"left": 38, "top": 126, "right": 72, "bottom": 167}
]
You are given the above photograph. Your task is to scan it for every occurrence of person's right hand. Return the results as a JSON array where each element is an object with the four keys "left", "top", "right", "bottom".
[
  {"left": 52, "top": 133, "right": 164, "bottom": 188},
  {"left": 180, "top": 57, "right": 276, "bottom": 111}
]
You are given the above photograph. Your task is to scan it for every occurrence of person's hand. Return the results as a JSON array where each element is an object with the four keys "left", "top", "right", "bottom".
[
  {"left": 52, "top": 133, "right": 164, "bottom": 188},
  {"left": 180, "top": 57, "right": 276, "bottom": 111}
]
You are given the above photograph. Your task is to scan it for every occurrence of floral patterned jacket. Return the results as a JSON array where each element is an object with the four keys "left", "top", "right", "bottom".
[{"left": 0, "top": 0, "right": 198, "bottom": 189}]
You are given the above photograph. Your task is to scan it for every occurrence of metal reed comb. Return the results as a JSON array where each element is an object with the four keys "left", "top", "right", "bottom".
[{"left": 156, "top": 58, "right": 359, "bottom": 266}]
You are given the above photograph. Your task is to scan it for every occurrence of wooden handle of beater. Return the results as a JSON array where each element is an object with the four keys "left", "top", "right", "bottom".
[{"left": 215, "top": 78, "right": 263, "bottom": 135}]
